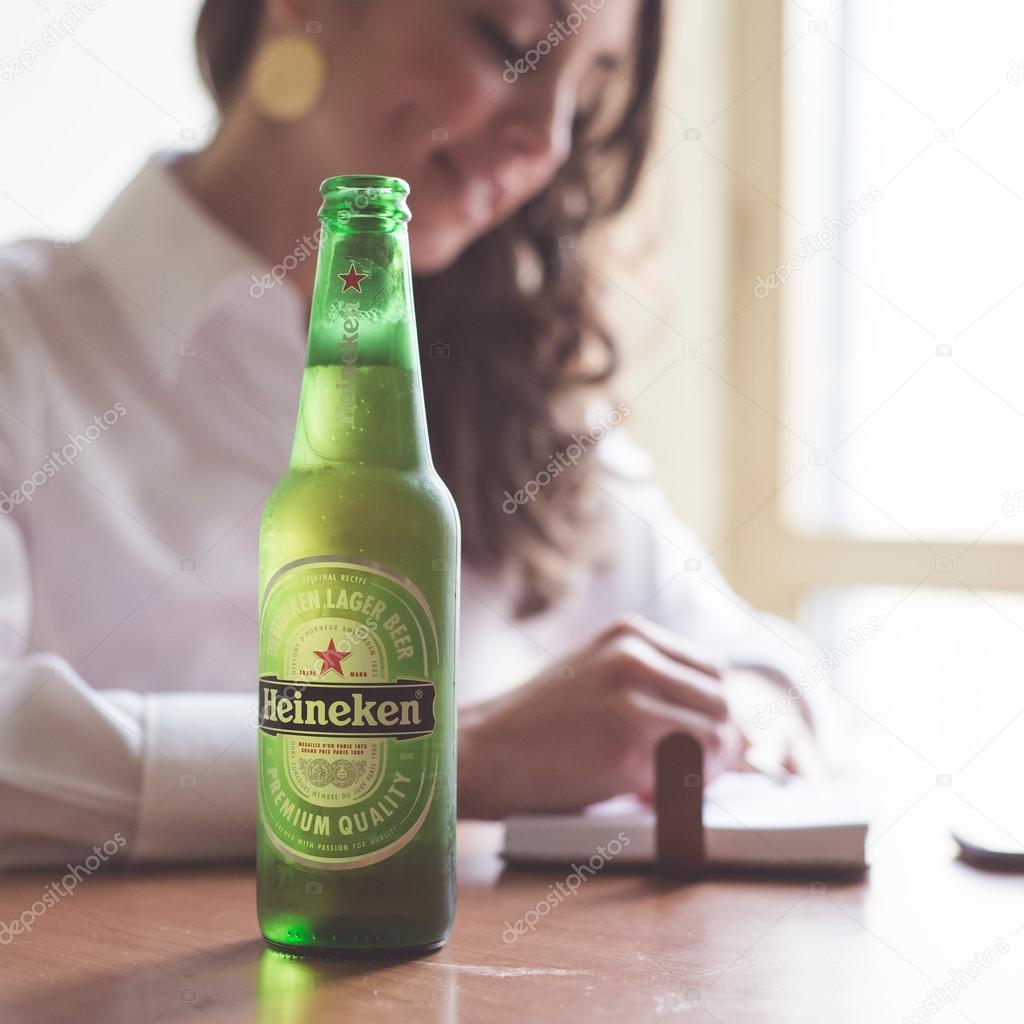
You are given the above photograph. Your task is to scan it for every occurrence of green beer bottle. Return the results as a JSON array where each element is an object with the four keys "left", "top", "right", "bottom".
[{"left": 257, "top": 175, "right": 459, "bottom": 954}]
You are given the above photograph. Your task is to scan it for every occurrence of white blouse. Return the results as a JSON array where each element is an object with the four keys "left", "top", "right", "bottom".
[{"left": 0, "top": 158, "right": 810, "bottom": 867}]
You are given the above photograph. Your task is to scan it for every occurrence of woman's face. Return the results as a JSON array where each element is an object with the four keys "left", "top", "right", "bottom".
[{"left": 309, "top": 0, "right": 641, "bottom": 273}]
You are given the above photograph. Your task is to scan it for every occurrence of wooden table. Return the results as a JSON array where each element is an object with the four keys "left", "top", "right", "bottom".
[{"left": 1, "top": 817, "right": 1021, "bottom": 1023}]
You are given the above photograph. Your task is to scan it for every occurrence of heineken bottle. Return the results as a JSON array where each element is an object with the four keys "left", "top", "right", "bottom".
[{"left": 257, "top": 175, "right": 459, "bottom": 955}]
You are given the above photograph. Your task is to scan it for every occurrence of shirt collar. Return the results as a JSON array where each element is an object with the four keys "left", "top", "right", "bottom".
[{"left": 78, "top": 154, "right": 284, "bottom": 342}]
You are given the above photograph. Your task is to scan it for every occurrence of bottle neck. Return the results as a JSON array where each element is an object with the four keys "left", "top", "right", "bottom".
[{"left": 289, "top": 219, "right": 430, "bottom": 471}]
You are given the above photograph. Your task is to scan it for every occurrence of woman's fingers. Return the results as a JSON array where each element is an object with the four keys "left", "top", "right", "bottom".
[
  {"left": 616, "top": 687, "right": 730, "bottom": 754},
  {"left": 595, "top": 615, "right": 728, "bottom": 680},
  {"left": 605, "top": 633, "right": 730, "bottom": 722}
]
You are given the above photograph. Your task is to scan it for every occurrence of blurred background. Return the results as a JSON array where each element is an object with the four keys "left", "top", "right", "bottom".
[{"left": 3, "top": 0, "right": 1023, "bottom": 814}]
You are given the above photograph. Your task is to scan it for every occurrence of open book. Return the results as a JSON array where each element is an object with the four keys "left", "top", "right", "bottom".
[{"left": 503, "top": 773, "right": 869, "bottom": 871}]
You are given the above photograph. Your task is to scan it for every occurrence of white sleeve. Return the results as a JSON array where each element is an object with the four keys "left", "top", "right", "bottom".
[
  {"left": 595, "top": 432, "right": 822, "bottom": 724},
  {"left": 643, "top": 489, "right": 812, "bottom": 682},
  {"left": 0, "top": 511, "right": 257, "bottom": 869}
]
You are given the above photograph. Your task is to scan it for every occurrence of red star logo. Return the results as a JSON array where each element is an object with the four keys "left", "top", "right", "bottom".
[
  {"left": 338, "top": 263, "right": 367, "bottom": 292},
  {"left": 312, "top": 638, "right": 353, "bottom": 677}
]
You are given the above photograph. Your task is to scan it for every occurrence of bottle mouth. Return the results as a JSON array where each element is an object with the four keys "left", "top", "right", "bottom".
[{"left": 319, "top": 174, "right": 411, "bottom": 231}]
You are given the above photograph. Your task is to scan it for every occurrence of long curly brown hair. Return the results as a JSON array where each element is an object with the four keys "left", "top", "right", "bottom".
[{"left": 196, "top": 0, "right": 665, "bottom": 618}]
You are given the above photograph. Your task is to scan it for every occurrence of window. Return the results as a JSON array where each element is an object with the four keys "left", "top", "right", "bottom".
[{"left": 725, "top": 0, "right": 1024, "bottom": 790}]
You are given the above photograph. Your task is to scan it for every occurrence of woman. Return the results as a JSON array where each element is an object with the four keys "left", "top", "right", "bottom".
[{"left": 0, "top": 0, "right": 813, "bottom": 867}]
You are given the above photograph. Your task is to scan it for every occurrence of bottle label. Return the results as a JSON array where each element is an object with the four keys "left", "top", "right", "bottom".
[{"left": 258, "top": 557, "right": 440, "bottom": 870}]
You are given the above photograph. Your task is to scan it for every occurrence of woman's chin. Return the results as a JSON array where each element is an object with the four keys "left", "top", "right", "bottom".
[{"left": 409, "top": 226, "right": 477, "bottom": 278}]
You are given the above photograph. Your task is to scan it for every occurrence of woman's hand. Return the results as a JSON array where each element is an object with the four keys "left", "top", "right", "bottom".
[
  {"left": 724, "top": 668, "right": 821, "bottom": 778},
  {"left": 457, "top": 617, "right": 749, "bottom": 818}
]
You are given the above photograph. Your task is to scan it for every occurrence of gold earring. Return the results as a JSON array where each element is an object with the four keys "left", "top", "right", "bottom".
[{"left": 247, "top": 32, "right": 328, "bottom": 123}]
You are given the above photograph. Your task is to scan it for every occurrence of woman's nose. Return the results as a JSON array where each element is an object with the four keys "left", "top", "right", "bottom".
[{"left": 497, "top": 76, "right": 575, "bottom": 175}]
